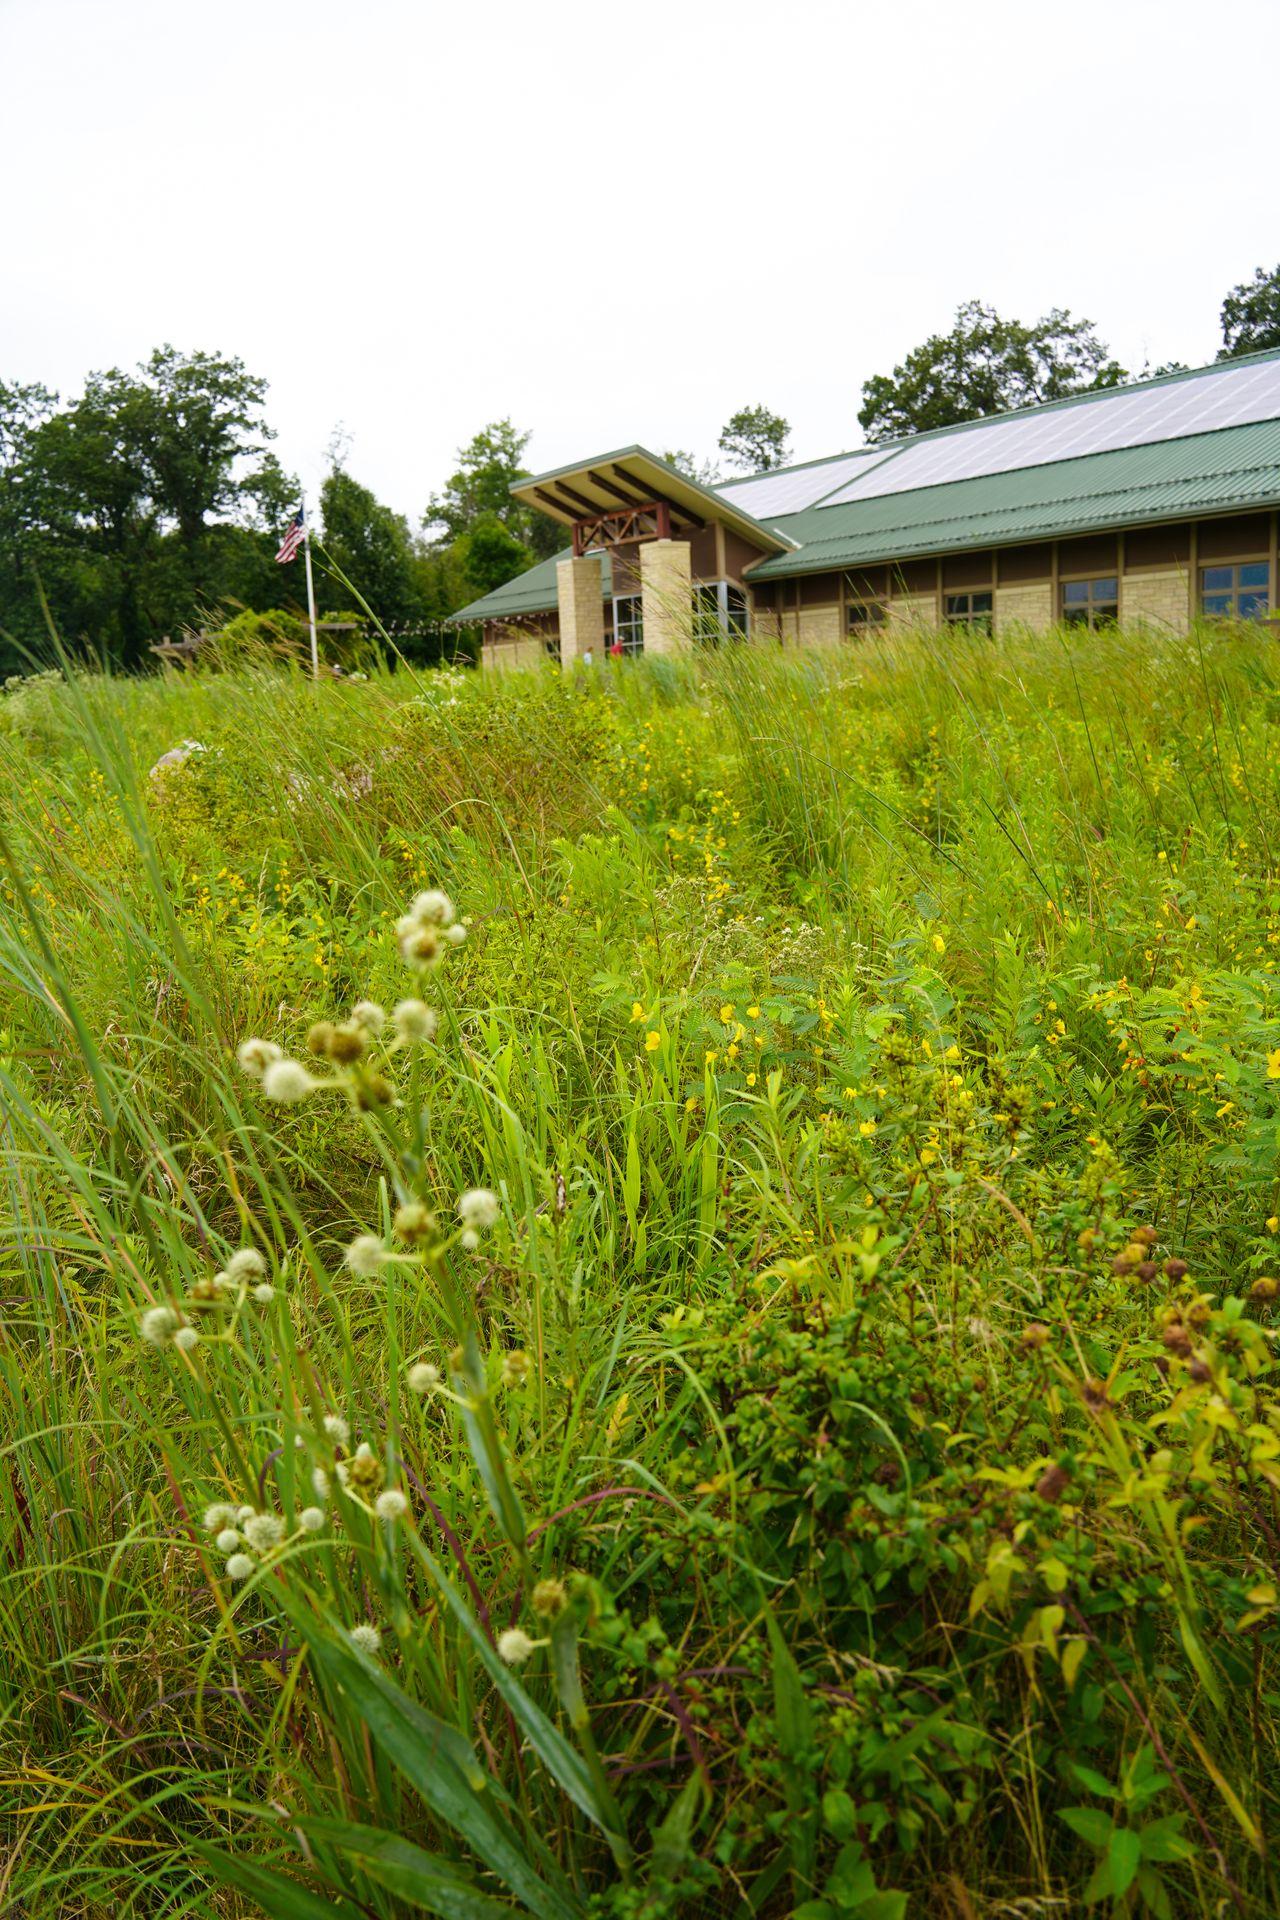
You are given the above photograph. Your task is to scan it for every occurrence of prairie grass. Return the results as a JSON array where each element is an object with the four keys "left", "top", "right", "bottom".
[{"left": 1, "top": 626, "right": 1279, "bottom": 1918}]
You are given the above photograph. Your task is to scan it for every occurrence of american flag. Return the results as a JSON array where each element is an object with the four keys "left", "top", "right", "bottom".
[{"left": 275, "top": 507, "right": 305, "bottom": 564}]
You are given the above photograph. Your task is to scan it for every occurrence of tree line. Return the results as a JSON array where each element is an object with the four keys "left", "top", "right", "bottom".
[{"left": 2, "top": 264, "right": 1277, "bottom": 674}]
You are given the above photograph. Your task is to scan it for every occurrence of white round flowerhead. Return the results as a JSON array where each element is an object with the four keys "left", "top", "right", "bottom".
[
  {"left": 226, "top": 1247, "right": 266, "bottom": 1280},
  {"left": 497, "top": 1627, "right": 537, "bottom": 1666},
  {"left": 457, "top": 1188, "right": 500, "bottom": 1231},
  {"left": 322, "top": 1415, "right": 350, "bottom": 1448},
  {"left": 237, "top": 1037, "right": 283, "bottom": 1079},
  {"left": 350, "top": 999, "right": 386, "bottom": 1034},
  {"left": 410, "top": 889, "right": 455, "bottom": 927},
  {"left": 375, "top": 1488, "right": 410, "bottom": 1521},
  {"left": 253, "top": 1283, "right": 276, "bottom": 1305},
  {"left": 459, "top": 1226, "right": 480, "bottom": 1253},
  {"left": 311, "top": 1466, "right": 330, "bottom": 1500},
  {"left": 140, "top": 1305, "right": 181, "bottom": 1347},
  {"left": 349, "top": 1622, "right": 382, "bottom": 1655},
  {"left": 242, "top": 1512, "right": 285, "bottom": 1553},
  {"left": 225, "top": 1553, "right": 255, "bottom": 1582},
  {"left": 345, "top": 1233, "right": 387, "bottom": 1278},
  {"left": 236, "top": 1504, "right": 256, "bottom": 1524},
  {"left": 173, "top": 1325, "right": 200, "bottom": 1353},
  {"left": 392, "top": 999, "right": 437, "bottom": 1044},
  {"left": 261, "top": 1058, "right": 316, "bottom": 1103},
  {"left": 204, "top": 1503, "right": 236, "bottom": 1533},
  {"left": 443, "top": 922, "right": 467, "bottom": 946},
  {"left": 299, "top": 1506, "right": 326, "bottom": 1532},
  {"left": 407, "top": 1361, "right": 442, "bottom": 1394},
  {"left": 214, "top": 1527, "right": 240, "bottom": 1554}
]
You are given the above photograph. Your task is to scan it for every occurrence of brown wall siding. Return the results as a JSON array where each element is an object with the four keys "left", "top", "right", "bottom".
[
  {"left": 1058, "top": 532, "right": 1120, "bottom": 575},
  {"left": 892, "top": 558, "right": 938, "bottom": 595},
  {"left": 688, "top": 527, "right": 719, "bottom": 579},
  {"left": 942, "top": 550, "right": 995, "bottom": 590},
  {"left": 799, "top": 574, "right": 840, "bottom": 606},
  {"left": 1124, "top": 524, "right": 1189, "bottom": 570},
  {"left": 723, "top": 531, "right": 771, "bottom": 581},
  {"left": 999, "top": 542, "right": 1053, "bottom": 584},
  {"left": 1197, "top": 513, "right": 1270, "bottom": 559},
  {"left": 844, "top": 566, "right": 890, "bottom": 601}
]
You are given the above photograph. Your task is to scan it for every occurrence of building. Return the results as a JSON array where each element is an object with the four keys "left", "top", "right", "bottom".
[{"left": 455, "top": 348, "right": 1280, "bottom": 665}]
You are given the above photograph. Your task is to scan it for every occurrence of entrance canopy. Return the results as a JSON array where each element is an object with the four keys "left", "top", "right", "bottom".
[{"left": 511, "top": 445, "right": 796, "bottom": 557}]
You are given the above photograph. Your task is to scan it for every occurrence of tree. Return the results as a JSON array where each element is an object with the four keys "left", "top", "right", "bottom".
[
  {"left": 1218, "top": 265, "right": 1280, "bottom": 359},
  {"left": 717, "top": 405, "right": 791, "bottom": 473},
  {"left": 858, "top": 301, "right": 1128, "bottom": 443},
  {"left": 663, "top": 448, "right": 722, "bottom": 487},
  {"left": 424, "top": 419, "right": 561, "bottom": 562},
  {"left": 455, "top": 513, "right": 534, "bottom": 600},
  {"left": 319, "top": 467, "right": 431, "bottom": 626}
]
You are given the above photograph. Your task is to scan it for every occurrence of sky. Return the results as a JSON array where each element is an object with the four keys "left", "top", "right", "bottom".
[{"left": 2, "top": 0, "right": 1277, "bottom": 527}]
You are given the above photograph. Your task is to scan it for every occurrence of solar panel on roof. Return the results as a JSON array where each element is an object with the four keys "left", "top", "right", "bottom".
[
  {"left": 716, "top": 448, "right": 895, "bottom": 518},
  {"left": 818, "top": 356, "right": 1280, "bottom": 509}
]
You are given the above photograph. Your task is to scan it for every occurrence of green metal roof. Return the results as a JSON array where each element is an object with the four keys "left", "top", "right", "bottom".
[
  {"left": 453, "top": 348, "right": 1280, "bottom": 622},
  {"left": 745, "top": 417, "right": 1280, "bottom": 578}
]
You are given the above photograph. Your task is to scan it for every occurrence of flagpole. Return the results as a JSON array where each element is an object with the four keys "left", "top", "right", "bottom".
[{"left": 301, "top": 490, "right": 320, "bottom": 679}]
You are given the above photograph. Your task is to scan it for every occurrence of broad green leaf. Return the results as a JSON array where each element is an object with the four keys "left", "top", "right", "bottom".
[
  {"left": 1059, "top": 1806, "right": 1114, "bottom": 1848},
  {"left": 299, "top": 1818, "right": 513, "bottom": 1918},
  {"left": 305, "top": 1630, "right": 580, "bottom": 1920},
  {"left": 1106, "top": 1827, "right": 1142, "bottom": 1898},
  {"left": 193, "top": 1843, "right": 365, "bottom": 1920},
  {"left": 647, "top": 1772, "right": 705, "bottom": 1884},
  {"left": 1136, "top": 1865, "right": 1174, "bottom": 1919},
  {"left": 764, "top": 1608, "right": 817, "bottom": 1892},
  {"left": 1136, "top": 1814, "right": 1192, "bottom": 1864},
  {"left": 1068, "top": 1761, "right": 1117, "bottom": 1800}
]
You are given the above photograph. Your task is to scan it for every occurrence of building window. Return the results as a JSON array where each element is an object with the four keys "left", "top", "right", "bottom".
[
  {"left": 1061, "top": 576, "right": 1119, "bottom": 628},
  {"left": 611, "top": 594, "right": 644, "bottom": 656},
  {"left": 944, "top": 591, "right": 993, "bottom": 631},
  {"left": 1200, "top": 562, "right": 1270, "bottom": 621},
  {"left": 692, "top": 581, "right": 750, "bottom": 645},
  {"left": 846, "top": 600, "right": 886, "bottom": 636}
]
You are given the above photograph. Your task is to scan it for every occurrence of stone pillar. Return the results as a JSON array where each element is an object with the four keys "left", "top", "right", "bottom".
[
  {"left": 640, "top": 539, "right": 692, "bottom": 655},
  {"left": 556, "top": 553, "right": 604, "bottom": 666}
]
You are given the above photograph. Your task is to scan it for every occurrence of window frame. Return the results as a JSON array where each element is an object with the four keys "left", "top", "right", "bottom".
[
  {"left": 846, "top": 599, "right": 886, "bottom": 637},
  {"left": 1060, "top": 573, "right": 1119, "bottom": 629},
  {"left": 692, "top": 579, "right": 750, "bottom": 645},
  {"left": 611, "top": 592, "right": 644, "bottom": 656},
  {"left": 944, "top": 590, "right": 993, "bottom": 632},
  {"left": 1198, "top": 557, "right": 1271, "bottom": 622}
]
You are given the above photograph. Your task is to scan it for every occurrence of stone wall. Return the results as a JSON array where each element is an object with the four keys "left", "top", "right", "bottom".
[
  {"left": 1120, "top": 569, "right": 1191, "bottom": 631},
  {"left": 995, "top": 583, "right": 1054, "bottom": 632},
  {"left": 640, "top": 540, "right": 693, "bottom": 654}
]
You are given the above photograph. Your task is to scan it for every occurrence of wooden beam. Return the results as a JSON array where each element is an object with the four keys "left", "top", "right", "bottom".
[
  {"left": 534, "top": 487, "right": 575, "bottom": 521},
  {"left": 611, "top": 464, "right": 704, "bottom": 531},
  {"left": 586, "top": 467, "right": 649, "bottom": 509}
]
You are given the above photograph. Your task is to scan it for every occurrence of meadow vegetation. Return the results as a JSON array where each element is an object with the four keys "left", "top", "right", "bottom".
[{"left": 1, "top": 626, "right": 1279, "bottom": 1918}]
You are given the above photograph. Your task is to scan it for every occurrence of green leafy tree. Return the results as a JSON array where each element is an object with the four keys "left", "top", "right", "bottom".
[
  {"left": 454, "top": 512, "right": 534, "bottom": 600},
  {"left": 319, "top": 468, "right": 433, "bottom": 626},
  {"left": 717, "top": 405, "right": 791, "bottom": 473},
  {"left": 424, "top": 419, "right": 561, "bottom": 562},
  {"left": 1218, "top": 264, "right": 1280, "bottom": 359},
  {"left": 858, "top": 301, "right": 1129, "bottom": 443},
  {"left": 664, "top": 448, "right": 722, "bottom": 487}
]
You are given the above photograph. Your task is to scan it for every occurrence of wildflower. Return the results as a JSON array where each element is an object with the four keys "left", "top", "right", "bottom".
[
  {"left": 858, "top": 1119, "right": 877, "bottom": 1138},
  {"left": 501, "top": 1349, "right": 531, "bottom": 1389},
  {"left": 746, "top": 1005, "right": 760, "bottom": 1019},
  {"left": 410, "top": 889, "right": 455, "bottom": 926},
  {"left": 407, "top": 1361, "right": 442, "bottom": 1393},
  {"left": 174, "top": 1325, "right": 200, "bottom": 1352},
  {"left": 746, "top": 1072, "right": 757, "bottom": 1087},
  {"left": 346, "top": 1234, "right": 388, "bottom": 1278},
  {"left": 236, "top": 1504, "right": 256, "bottom": 1523},
  {"left": 214, "top": 1527, "right": 240, "bottom": 1554},
  {"left": 531, "top": 1578, "right": 568, "bottom": 1619},
  {"left": 719, "top": 1003, "right": 735, "bottom": 1023},
  {"left": 459, "top": 1226, "right": 480, "bottom": 1253},
  {"left": 299, "top": 1506, "right": 326, "bottom": 1531},
  {"left": 343, "top": 1443, "right": 384, "bottom": 1498},
  {"left": 644, "top": 1029, "right": 661, "bottom": 1052},
  {"left": 225, "top": 1553, "right": 255, "bottom": 1582},
  {"left": 204, "top": 1503, "right": 237, "bottom": 1533},
  {"left": 497, "top": 1627, "right": 537, "bottom": 1665},
  {"left": 226, "top": 1247, "right": 266, "bottom": 1281},
  {"left": 242, "top": 1513, "right": 285, "bottom": 1554},
  {"left": 253, "top": 1283, "right": 276, "bottom": 1304},
  {"left": 631, "top": 1001, "right": 646, "bottom": 1022},
  {"left": 398, "top": 919, "right": 442, "bottom": 968},
  {"left": 392, "top": 999, "right": 437, "bottom": 1043},
  {"left": 458, "top": 1188, "right": 500, "bottom": 1231},
  {"left": 932, "top": 933, "right": 946, "bottom": 954},
  {"left": 375, "top": 1488, "right": 410, "bottom": 1521},
  {"left": 237, "top": 1037, "right": 283, "bottom": 1079},
  {"left": 351, "top": 1000, "right": 386, "bottom": 1034},
  {"left": 1268, "top": 1217, "right": 1279, "bottom": 1234},
  {"left": 261, "top": 1058, "right": 317, "bottom": 1103},
  {"left": 140, "top": 1305, "right": 181, "bottom": 1347},
  {"left": 323, "top": 1415, "right": 350, "bottom": 1447},
  {"left": 311, "top": 1466, "right": 330, "bottom": 1500},
  {"left": 1267, "top": 1049, "right": 1280, "bottom": 1080},
  {"left": 349, "top": 1623, "right": 382, "bottom": 1655},
  {"left": 443, "top": 923, "right": 466, "bottom": 946}
]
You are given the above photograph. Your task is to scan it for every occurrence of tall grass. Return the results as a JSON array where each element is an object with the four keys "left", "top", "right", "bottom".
[{"left": 1, "top": 627, "right": 1279, "bottom": 1917}]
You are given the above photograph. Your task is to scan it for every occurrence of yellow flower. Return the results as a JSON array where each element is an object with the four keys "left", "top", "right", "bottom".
[
  {"left": 685, "top": 1095, "right": 699, "bottom": 1113},
  {"left": 631, "top": 1001, "right": 646, "bottom": 1022},
  {"left": 746, "top": 1005, "right": 760, "bottom": 1019},
  {"left": 719, "top": 1002, "right": 735, "bottom": 1023},
  {"left": 1267, "top": 1216, "right": 1279, "bottom": 1234},
  {"left": 644, "top": 1030, "right": 661, "bottom": 1053},
  {"left": 1185, "top": 916, "right": 1197, "bottom": 931},
  {"left": 859, "top": 1119, "right": 877, "bottom": 1138},
  {"left": 746, "top": 1072, "right": 757, "bottom": 1087},
  {"left": 932, "top": 933, "right": 946, "bottom": 954},
  {"left": 704, "top": 1049, "right": 718, "bottom": 1066},
  {"left": 1268, "top": 1049, "right": 1280, "bottom": 1080},
  {"left": 920, "top": 1145, "right": 937, "bottom": 1165}
]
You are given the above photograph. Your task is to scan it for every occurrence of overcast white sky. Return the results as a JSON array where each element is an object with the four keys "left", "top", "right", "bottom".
[{"left": 3, "top": 0, "right": 1276, "bottom": 525}]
